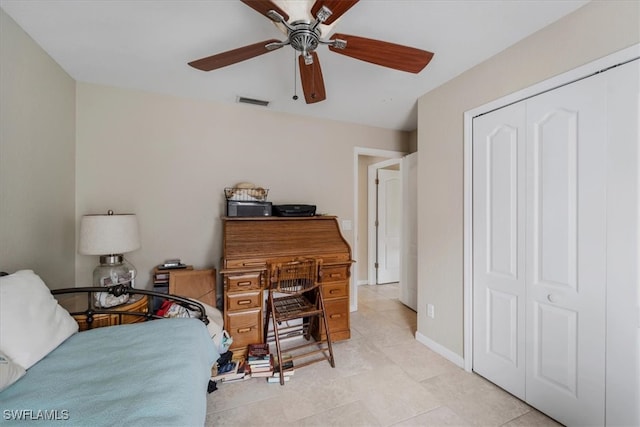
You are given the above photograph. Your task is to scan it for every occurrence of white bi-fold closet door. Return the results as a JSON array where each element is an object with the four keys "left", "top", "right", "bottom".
[{"left": 472, "top": 60, "right": 637, "bottom": 426}]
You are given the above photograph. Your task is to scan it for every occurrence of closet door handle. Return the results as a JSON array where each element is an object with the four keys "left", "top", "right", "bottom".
[{"left": 547, "top": 294, "right": 558, "bottom": 303}]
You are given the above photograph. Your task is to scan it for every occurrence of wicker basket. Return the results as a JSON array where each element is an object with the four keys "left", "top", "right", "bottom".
[{"left": 224, "top": 187, "right": 269, "bottom": 202}]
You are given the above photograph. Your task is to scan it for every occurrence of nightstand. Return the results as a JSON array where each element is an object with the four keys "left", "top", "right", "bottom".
[{"left": 57, "top": 293, "right": 149, "bottom": 331}]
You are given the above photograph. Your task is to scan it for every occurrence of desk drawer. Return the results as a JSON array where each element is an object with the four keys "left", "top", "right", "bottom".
[
  {"left": 226, "top": 272, "right": 262, "bottom": 292},
  {"left": 325, "top": 298, "right": 350, "bottom": 332},
  {"left": 226, "top": 308, "right": 262, "bottom": 349},
  {"left": 322, "top": 282, "right": 348, "bottom": 299},
  {"left": 321, "top": 265, "right": 350, "bottom": 283},
  {"left": 227, "top": 290, "right": 262, "bottom": 310},
  {"left": 313, "top": 297, "right": 350, "bottom": 342},
  {"left": 225, "top": 258, "right": 267, "bottom": 269}
]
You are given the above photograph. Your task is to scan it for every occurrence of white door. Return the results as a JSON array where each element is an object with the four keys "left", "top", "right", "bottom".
[
  {"left": 472, "top": 102, "right": 527, "bottom": 399},
  {"left": 473, "top": 73, "right": 607, "bottom": 426},
  {"left": 400, "top": 153, "right": 418, "bottom": 310},
  {"left": 377, "top": 169, "right": 401, "bottom": 284},
  {"left": 524, "top": 73, "right": 606, "bottom": 426}
]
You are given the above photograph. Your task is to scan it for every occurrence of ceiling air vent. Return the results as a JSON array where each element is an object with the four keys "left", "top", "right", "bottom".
[{"left": 236, "top": 96, "right": 270, "bottom": 107}]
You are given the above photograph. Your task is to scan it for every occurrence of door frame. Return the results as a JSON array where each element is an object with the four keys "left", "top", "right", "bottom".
[
  {"left": 352, "top": 147, "right": 405, "bottom": 312},
  {"left": 367, "top": 158, "right": 402, "bottom": 285},
  {"left": 462, "top": 44, "right": 640, "bottom": 372}
]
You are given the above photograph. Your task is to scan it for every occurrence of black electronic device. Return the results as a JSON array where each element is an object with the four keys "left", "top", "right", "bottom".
[
  {"left": 227, "top": 200, "right": 272, "bottom": 217},
  {"left": 272, "top": 204, "right": 316, "bottom": 217}
]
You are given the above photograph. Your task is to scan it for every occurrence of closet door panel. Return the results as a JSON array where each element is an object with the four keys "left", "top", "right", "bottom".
[
  {"left": 525, "top": 74, "right": 607, "bottom": 427},
  {"left": 604, "top": 60, "right": 640, "bottom": 427},
  {"left": 472, "top": 102, "right": 526, "bottom": 399}
]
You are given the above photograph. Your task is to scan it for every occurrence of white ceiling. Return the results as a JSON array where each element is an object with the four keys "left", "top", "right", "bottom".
[{"left": 1, "top": 0, "right": 589, "bottom": 131}]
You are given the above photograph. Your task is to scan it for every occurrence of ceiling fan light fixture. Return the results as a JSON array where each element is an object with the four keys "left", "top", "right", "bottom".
[{"left": 272, "top": 0, "right": 339, "bottom": 37}]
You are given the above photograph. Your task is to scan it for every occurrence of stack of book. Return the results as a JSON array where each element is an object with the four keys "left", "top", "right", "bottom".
[
  {"left": 247, "top": 343, "right": 273, "bottom": 378},
  {"left": 268, "top": 353, "right": 295, "bottom": 383},
  {"left": 152, "top": 262, "right": 192, "bottom": 288}
]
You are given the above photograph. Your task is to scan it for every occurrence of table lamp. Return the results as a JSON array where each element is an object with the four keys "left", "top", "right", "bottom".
[{"left": 79, "top": 210, "right": 141, "bottom": 307}]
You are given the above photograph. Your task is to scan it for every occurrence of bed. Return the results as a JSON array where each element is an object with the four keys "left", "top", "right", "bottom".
[{"left": 0, "top": 270, "right": 219, "bottom": 426}]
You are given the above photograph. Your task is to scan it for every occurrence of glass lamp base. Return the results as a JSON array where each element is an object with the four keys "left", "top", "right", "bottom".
[{"left": 93, "top": 255, "right": 135, "bottom": 308}]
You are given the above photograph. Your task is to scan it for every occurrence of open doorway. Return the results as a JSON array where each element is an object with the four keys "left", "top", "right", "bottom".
[{"left": 352, "top": 147, "right": 417, "bottom": 313}]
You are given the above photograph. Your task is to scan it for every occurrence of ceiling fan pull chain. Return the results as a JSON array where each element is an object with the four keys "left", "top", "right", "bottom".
[{"left": 292, "top": 51, "right": 298, "bottom": 101}]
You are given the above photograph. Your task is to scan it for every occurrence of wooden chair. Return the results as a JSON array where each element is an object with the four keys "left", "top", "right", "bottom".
[{"left": 264, "top": 258, "right": 335, "bottom": 385}]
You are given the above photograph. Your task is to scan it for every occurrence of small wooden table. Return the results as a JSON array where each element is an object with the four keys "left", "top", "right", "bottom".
[{"left": 57, "top": 293, "right": 149, "bottom": 331}]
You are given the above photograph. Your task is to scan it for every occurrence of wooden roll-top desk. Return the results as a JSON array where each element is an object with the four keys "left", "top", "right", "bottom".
[{"left": 220, "top": 216, "right": 353, "bottom": 357}]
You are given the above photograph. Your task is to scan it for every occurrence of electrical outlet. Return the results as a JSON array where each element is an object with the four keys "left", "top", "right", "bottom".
[{"left": 427, "top": 304, "right": 435, "bottom": 319}]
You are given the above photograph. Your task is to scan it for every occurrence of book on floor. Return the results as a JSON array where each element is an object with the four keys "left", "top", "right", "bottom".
[
  {"left": 211, "top": 359, "right": 240, "bottom": 382},
  {"left": 247, "top": 343, "right": 270, "bottom": 363},
  {"left": 221, "top": 359, "right": 249, "bottom": 383},
  {"left": 273, "top": 353, "right": 294, "bottom": 373},
  {"left": 271, "top": 368, "right": 294, "bottom": 378},
  {"left": 247, "top": 354, "right": 273, "bottom": 377},
  {"left": 267, "top": 375, "right": 291, "bottom": 383}
]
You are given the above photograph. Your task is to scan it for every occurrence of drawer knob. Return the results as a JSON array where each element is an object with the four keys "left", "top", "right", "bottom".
[
  {"left": 237, "top": 327, "right": 252, "bottom": 333},
  {"left": 329, "top": 289, "right": 339, "bottom": 294},
  {"left": 237, "top": 300, "right": 251, "bottom": 305},
  {"left": 237, "top": 281, "right": 252, "bottom": 287},
  {"left": 330, "top": 314, "right": 341, "bottom": 319}
]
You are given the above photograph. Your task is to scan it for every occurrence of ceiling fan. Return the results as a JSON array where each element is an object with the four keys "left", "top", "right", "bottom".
[{"left": 188, "top": 0, "right": 434, "bottom": 104}]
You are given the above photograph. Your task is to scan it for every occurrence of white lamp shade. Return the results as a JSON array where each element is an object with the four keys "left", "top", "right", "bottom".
[{"left": 79, "top": 213, "right": 141, "bottom": 255}]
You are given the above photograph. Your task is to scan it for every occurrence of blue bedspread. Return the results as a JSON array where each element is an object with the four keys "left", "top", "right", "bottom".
[{"left": 0, "top": 318, "right": 217, "bottom": 426}]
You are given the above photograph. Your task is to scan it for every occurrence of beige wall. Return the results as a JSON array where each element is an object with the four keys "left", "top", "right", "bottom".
[
  {"left": 0, "top": 9, "right": 76, "bottom": 288},
  {"left": 75, "top": 83, "right": 409, "bottom": 294},
  {"left": 417, "top": 0, "right": 640, "bottom": 357}
]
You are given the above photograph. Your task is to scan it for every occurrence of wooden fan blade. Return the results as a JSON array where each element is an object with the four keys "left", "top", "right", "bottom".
[
  {"left": 298, "top": 52, "right": 326, "bottom": 104},
  {"left": 188, "top": 39, "right": 282, "bottom": 71},
  {"left": 329, "top": 33, "right": 434, "bottom": 73},
  {"left": 311, "top": 0, "right": 358, "bottom": 25},
  {"left": 240, "top": 0, "right": 289, "bottom": 21}
]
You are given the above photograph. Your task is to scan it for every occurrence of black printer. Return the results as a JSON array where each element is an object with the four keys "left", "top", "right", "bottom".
[{"left": 272, "top": 204, "right": 316, "bottom": 217}]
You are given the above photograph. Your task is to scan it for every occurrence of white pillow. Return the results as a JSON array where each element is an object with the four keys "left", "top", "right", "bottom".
[
  {"left": 0, "top": 351, "right": 25, "bottom": 391},
  {"left": 0, "top": 270, "right": 78, "bottom": 369}
]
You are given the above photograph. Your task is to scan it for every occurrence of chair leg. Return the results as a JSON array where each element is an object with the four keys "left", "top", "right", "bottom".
[
  {"left": 318, "top": 295, "right": 335, "bottom": 368},
  {"left": 263, "top": 297, "right": 272, "bottom": 343},
  {"left": 271, "top": 312, "right": 286, "bottom": 385}
]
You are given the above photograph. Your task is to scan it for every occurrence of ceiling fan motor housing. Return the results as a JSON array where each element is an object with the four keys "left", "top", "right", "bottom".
[{"left": 289, "top": 21, "right": 321, "bottom": 57}]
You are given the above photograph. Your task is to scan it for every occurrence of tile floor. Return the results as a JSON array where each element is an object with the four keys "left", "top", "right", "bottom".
[{"left": 205, "top": 283, "right": 562, "bottom": 426}]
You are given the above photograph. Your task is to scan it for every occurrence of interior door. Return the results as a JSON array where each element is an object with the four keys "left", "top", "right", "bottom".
[
  {"left": 400, "top": 153, "right": 417, "bottom": 310},
  {"left": 376, "top": 168, "right": 401, "bottom": 284},
  {"left": 524, "top": 71, "right": 606, "bottom": 427},
  {"left": 472, "top": 102, "right": 527, "bottom": 399}
]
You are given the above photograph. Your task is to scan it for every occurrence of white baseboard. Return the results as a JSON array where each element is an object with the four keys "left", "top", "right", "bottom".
[
  {"left": 357, "top": 280, "right": 369, "bottom": 286},
  {"left": 415, "top": 331, "right": 465, "bottom": 369}
]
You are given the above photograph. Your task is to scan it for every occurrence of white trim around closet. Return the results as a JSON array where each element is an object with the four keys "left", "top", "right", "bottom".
[{"left": 462, "top": 43, "right": 640, "bottom": 372}]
